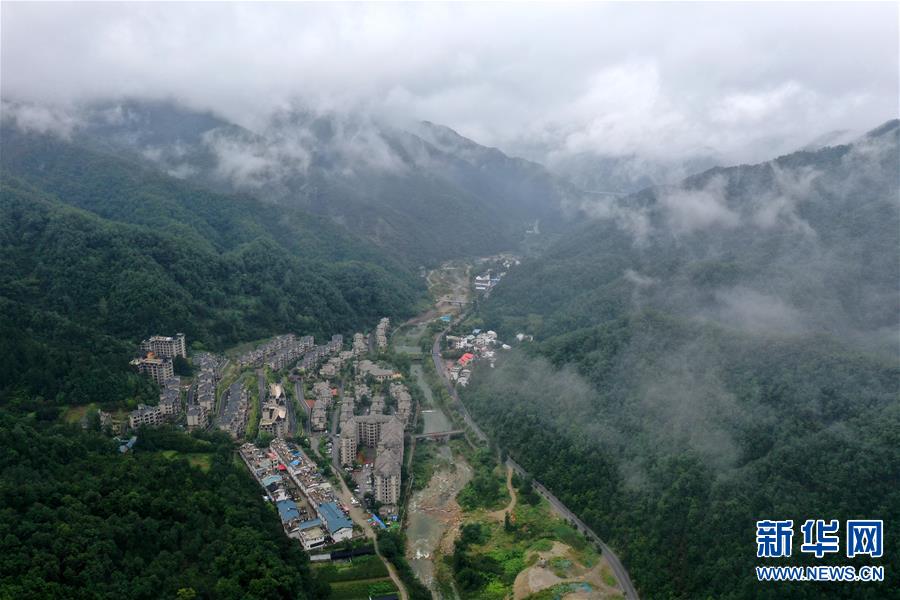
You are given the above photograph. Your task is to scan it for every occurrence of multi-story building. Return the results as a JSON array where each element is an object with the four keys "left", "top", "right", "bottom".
[
  {"left": 339, "top": 425, "right": 357, "bottom": 466},
  {"left": 259, "top": 383, "right": 289, "bottom": 438},
  {"left": 129, "top": 404, "right": 163, "bottom": 429},
  {"left": 375, "top": 318, "right": 389, "bottom": 351},
  {"left": 311, "top": 399, "right": 327, "bottom": 432},
  {"left": 219, "top": 382, "right": 249, "bottom": 439},
  {"left": 373, "top": 448, "right": 402, "bottom": 506},
  {"left": 354, "top": 413, "right": 392, "bottom": 447},
  {"left": 373, "top": 417, "right": 404, "bottom": 506},
  {"left": 130, "top": 353, "right": 175, "bottom": 385},
  {"left": 140, "top": 334, "right": 187, "bottom": 359},
  {"left": 358, "top": 360, "right": 395, "bottom": 382},
  {"left": 238, "top": 334, "right": 315, "bottom": 370},
  {"left": 186, "top": 405, "right": 208, "bottom": 430},
  {"left": 352, "top": 332, "right": 367, "bottom": 356},
  {"left": 159, "top": 388, "right": 181, "bottom": 417},
  {"left": 389, "top": 382, "right": 413, "bottom": 427}
]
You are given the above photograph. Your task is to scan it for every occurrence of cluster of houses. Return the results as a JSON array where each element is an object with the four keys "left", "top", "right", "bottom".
[
  {"left": 128, "top": 374, "right": 183, "bottom": 429},
  {"left": 311, "top": 381, "right": 335, "bottom": 432},
  {"left": 319, "top": 349, "right": 355, "bottom": 379},
  {"left": 219, "top": 380, "right": 249, "bottom": 438},
  {"left": 352, "top": 332, "right": 367, "bottom": 355},
  {"left": 339, "top": 411, "right": 405, "bottom": 511},
  {"left": 130, "top": 333, "right": 186, "bottom": 384},
  {"left": 357, "top": 360, "right": 398, "bottom": 382},
  {"left": 238, "top": 334, "right": 314, "bottom": 370},
  {"left": 446, "top": 329, "right": 508, "bottom": 386},
  {"left": 187, "top": 352, "right": 223, "bottom": 431},
  {"left": 126, "top": 335, "right": 232, "bottom": 432},
  {"left": 240, "top": 439, "right": 354, "bottom": 551},
  {"left": 259, "top": 382, "right": 290, "bottom": 438},
  {"left": 333, "top": 355, "right": 412, "bottom": 512},
  {"left": 388, "top": 382, "right": 413, "bottom": 426},
  {"left": 473, "top": 255, "right": 519, "bottom": 293},
  {"left": 473, "top": 271, "right": 503, "bottom": 293},
  {"left": 128, "top": 334, "right": 190, "bottom": 429},
  {"left": 298, "top": 335, "right": 344, "bottom": 373}
]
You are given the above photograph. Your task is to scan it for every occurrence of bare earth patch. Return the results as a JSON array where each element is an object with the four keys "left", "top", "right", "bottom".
[{"left": 513, "top": 542, "right": 624, "bottom": 600}]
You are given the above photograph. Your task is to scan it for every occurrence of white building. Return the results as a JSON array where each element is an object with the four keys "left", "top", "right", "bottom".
[{"left": 140, "top": 333, "right": 187, "bottom": 359}]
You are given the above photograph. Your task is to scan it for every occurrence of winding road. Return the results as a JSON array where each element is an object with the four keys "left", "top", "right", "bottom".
[{"left": 431, "top": 326, "right": 640, "bottom": 600}]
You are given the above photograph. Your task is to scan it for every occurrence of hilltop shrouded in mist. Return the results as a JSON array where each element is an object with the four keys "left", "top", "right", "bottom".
[
  {"left": 462, "top": 120, "right": 900, "bottom": 596},
  {"left": 2, "top": 2, "right": 897, "bottom": 177},
  {"left": 1, "top": 3, "right": 898, "bottom": 599}
]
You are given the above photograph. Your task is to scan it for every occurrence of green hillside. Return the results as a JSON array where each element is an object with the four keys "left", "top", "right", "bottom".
[
  {"left": 463, "top": 122, "right": 900, "bottom": 597},
  {"left": 0, "top": 129, "right": 425, "bottom": 409},
  {"left": 0, "top": 415, "right": 330, "bottom": 599}
]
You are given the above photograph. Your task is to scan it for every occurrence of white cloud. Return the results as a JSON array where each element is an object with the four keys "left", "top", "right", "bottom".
[
  {"left": 1, "top": 2, "right": 896, "bottom": 164},
  {"left": 659, "top": 176, "right": 740, "bottom": 234}
]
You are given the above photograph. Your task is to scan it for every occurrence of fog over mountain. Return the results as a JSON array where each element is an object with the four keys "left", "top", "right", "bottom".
[
  {"left": 2, "top": 2, "right": 896, "bottom": 179},
  {"left": 1, "top": 4, "right": 898, "bottom": 599}
]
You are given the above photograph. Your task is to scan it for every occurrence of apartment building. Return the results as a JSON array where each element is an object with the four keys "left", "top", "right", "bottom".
[
  {"left": 186, "top": 405, "right": 209, "bottom": 430},
  {"left": 130, "top": 354, "right": 175, "bottom": 385},
  {"left": 129, "top": 404, "right": 163, "bottom": 429},
  {"left": 339, "top": 424, "right": 358, "bottom": 466},
  {"left": 259, "top": 383, "right": 289, "bottom": 438},
  {"left": 140, "top": 333, "right": 187, "bottom": 359},
  {"left": 375, "top": 318, "right": 389, "bottom": 351},
  {"left": 373, "top": 448, "right": 402, "bottom": 506}
]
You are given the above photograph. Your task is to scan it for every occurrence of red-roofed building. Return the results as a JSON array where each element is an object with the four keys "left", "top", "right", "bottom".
[{"left": 458, "top": 353, "right": 475, "bottom": 366}]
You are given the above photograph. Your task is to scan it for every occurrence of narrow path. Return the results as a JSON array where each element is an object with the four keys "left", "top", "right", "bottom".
[{"left": 488, "top": 465, "right": 517, "bottom": 522}]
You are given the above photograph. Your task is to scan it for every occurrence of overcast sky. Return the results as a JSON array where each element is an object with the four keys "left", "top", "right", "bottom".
[{"left": 2, "top": 2, "right": 897, "bottom": 163}]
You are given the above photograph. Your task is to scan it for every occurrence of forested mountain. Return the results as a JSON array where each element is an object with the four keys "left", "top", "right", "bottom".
[
  {"left": 0, "top": 415, "right": 329, "bottom": 600},
  {"left": 0, "top": 126, "right": 424, "bottom": 409},
  {"left": 463, "top": 121, "right": 900, "bottom": 597},
  {"left": 5, "top": 100, "right": 581, "bottom": 263}
]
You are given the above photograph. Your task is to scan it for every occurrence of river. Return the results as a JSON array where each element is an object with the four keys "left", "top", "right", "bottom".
[{"left": 406, "top": 444, "right": 472, "bottom": 596}]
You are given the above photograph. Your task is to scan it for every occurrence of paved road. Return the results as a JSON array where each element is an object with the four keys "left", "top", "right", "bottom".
[
  {"left": 432, "top": 326, "right": 639, "bottom": 600},
  {"left": 330, "top": 380, "right": 343, "bottom": 469},
  {"left": 295, "top": 379, "right": 311, "bottom": 437},
  {"left": 328, "top": 454, "right": 409, "bottom": 600},
  {"left": 281, "top": 379, "right": 295, "bottom": 437}
]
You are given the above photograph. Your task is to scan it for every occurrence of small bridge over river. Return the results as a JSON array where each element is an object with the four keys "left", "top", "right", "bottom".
[{"left": 413, "top": 429, "right": 465, "bottom": 442}]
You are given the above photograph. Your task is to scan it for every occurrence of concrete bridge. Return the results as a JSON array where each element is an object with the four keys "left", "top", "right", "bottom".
[{"left": 413, "top": 429, "right": 465, "bottom": 441}]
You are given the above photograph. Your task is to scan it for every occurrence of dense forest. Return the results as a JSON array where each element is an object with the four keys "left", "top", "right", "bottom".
[
  {"left": 462, "top": 122, "right": 900, "bottom": 597},
  {"left": 0, "top": 415, "right": 330, "bottom": 599},
  {"left": 0, "top": 127, "right": 425, "bottom": 408}
]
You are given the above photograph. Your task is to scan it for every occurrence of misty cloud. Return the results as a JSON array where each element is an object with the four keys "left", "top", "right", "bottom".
[
  {"left": 712, "top": 287, "right": 807, "bottom": 335},
  {"left": 1, "top": 3, "right": 896, "bottom": 166},
  {"left": 0, "top": 100, "right": 81, "bottom": 139},
  {"left": 659, "top": 175, "right": 740, "bottom": 234}
]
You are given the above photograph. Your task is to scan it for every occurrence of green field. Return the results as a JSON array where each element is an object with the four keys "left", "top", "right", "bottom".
[
  {"left": 159, "top": 450, "right": 213, "bottom": 472},
  {"left": 313, "top": 555, "right": 388, "bottom": 583},
  {"left": 326, "top": 577, "right": 397, "bottom": 600}
]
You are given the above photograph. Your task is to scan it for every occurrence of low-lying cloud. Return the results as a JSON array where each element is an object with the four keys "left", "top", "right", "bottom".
[{"left": 1, "top": 2, "right": 896, "bottom": 167}]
